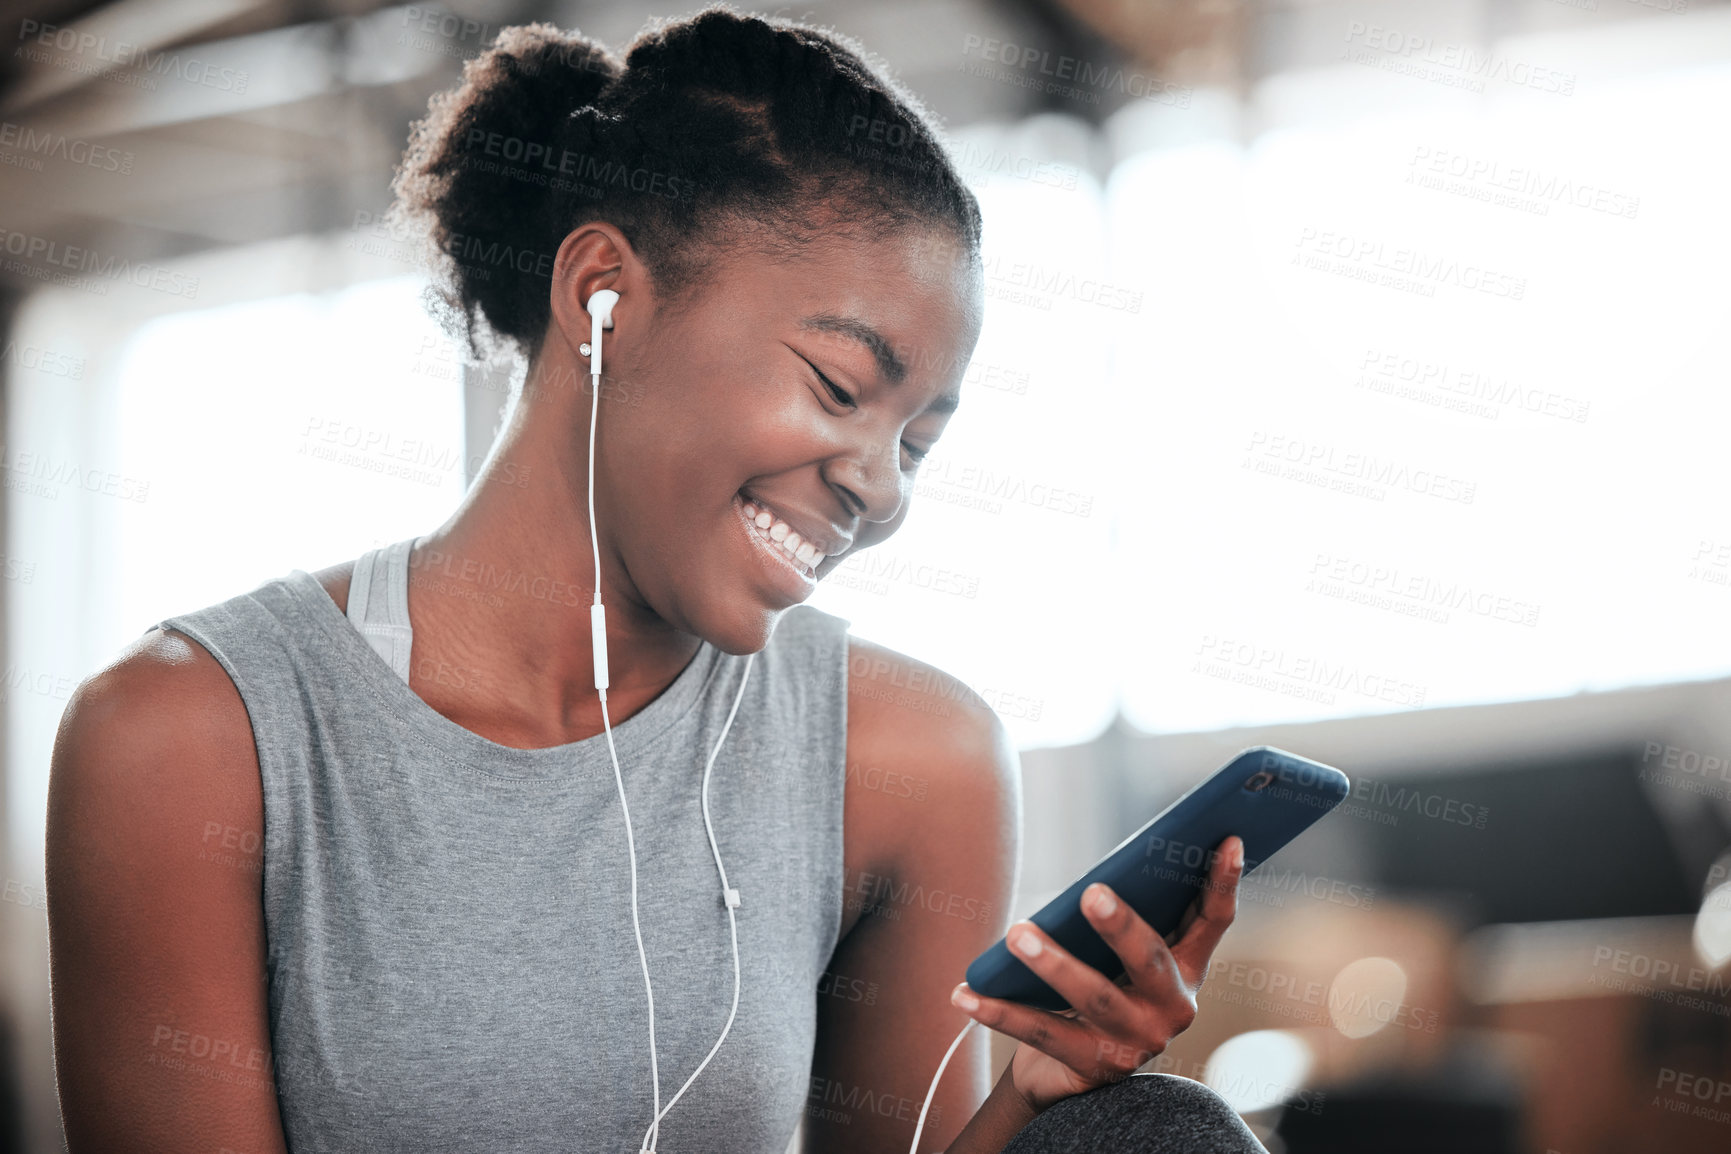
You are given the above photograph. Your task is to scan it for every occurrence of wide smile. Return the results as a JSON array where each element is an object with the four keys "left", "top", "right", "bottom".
[{"left": 732, "top": 491, "right": 819, "bottom": 599}]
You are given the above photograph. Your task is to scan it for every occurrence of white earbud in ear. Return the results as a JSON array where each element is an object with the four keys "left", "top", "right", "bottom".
[{"left": 582, "top": 288, "right": 620, "bottom": 378}]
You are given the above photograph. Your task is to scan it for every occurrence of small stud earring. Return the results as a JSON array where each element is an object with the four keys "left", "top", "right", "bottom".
[{"left": 580, "top": 342, "right": 592, "bottom": 356}]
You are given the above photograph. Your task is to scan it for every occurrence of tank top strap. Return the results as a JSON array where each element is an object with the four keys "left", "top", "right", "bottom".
[{"left": 345, "top": 535, "right": 419, "bottom": 684}]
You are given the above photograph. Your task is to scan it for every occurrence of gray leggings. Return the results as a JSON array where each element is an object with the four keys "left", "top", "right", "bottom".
[{"left": 998, "top": 1074, "right": 1269, "bottom": 1154}]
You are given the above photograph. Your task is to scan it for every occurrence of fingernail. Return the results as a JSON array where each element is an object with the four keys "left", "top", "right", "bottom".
[
  {"left": 952, "top": 985, "right": 980, "bottom": 1012},
  {"left": 1232, "top": 839, "right": 1245, "bottom": 869},
  {"left": 1089, "top": 885, "right": 1117, "bottom": 917},
  {"left": 1011, "top": 926, "right": 1044, "bottom": 957}
]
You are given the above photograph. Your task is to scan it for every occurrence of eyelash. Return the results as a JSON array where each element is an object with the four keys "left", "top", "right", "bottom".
[
  {"left": 807, "top": 362, "right": 930, "bottom": 467},
  {"left": 814, "top": 367, "right": 855, "bottom": 409}
]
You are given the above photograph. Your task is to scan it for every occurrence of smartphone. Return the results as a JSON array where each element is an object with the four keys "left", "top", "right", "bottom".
[{"left": 964, "top": 746, "right": 1350, "bottom": 1012}]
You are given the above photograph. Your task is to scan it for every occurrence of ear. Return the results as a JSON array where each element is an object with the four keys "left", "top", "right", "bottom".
[{"left": 548, "top": 222, "right": 644, "bottom": 359}]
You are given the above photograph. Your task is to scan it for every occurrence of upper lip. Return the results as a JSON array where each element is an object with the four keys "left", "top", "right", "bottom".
[{"left": 740, "top": 489, "right": 854, "bottom": 560}]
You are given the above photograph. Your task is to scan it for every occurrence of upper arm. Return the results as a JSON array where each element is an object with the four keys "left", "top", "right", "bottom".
[
  {"left": 46, "top": 627, "right": 289, "bottom": 1154},
  {"left": 806, "top": 638, "right": 1023, "bottom": 1153}
]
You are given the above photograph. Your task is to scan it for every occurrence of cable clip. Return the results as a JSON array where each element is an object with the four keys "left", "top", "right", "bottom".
[{"left": 723, "top": 887, "right": 741, "bottom": 909}]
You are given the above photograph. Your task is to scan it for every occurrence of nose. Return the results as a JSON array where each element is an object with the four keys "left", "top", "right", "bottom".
[{"left": 824, "top": 433, "right": 906, "bottom": 524}]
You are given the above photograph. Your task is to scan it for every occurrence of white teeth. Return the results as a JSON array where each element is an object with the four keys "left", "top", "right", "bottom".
[{"left": 740, "top": 493, "right": 826, "bottom": 572}]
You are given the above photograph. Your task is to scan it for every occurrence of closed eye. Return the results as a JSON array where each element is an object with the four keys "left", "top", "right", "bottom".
[
  {"left": 793, "top": 347, "right": 931, "bottom": 468},
  {"left": 796, "top": 352, "right": 855, "bottom": 408}
]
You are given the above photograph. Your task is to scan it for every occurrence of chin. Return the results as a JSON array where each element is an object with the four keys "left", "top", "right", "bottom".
[{"left": 683, "top": 597, "right": 785, "bottom": 658}]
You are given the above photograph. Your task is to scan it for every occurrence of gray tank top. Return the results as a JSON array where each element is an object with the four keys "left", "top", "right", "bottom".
[{"left": 149, "top": 535, "right": 853, "bottom": 1153}]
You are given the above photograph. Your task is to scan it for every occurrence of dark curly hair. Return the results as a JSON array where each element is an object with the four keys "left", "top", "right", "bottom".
[{"left": 390, "top": 4, "right": 985, "bottom": 360}]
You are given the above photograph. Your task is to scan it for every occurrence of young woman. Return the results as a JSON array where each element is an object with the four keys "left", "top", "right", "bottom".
[{"left": 45, "top": 7, "right": 1263, "bottom": 1152}]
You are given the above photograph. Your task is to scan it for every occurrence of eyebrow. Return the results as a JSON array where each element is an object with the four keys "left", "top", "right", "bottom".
[{"left": 797, "top": 313, "right": 962, "bottom": 416}]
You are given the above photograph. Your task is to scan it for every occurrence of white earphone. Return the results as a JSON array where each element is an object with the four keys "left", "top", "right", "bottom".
[
  {"left": 581, "top": 286, "right": 756, "bottom": 1154},
  {"left": 580, "top": 287, "right": 618, "bottom": 387}
]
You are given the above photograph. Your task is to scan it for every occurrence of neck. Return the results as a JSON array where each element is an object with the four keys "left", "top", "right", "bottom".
[{"left": 406, "top": 359, "right": 702, "bottom": 742}]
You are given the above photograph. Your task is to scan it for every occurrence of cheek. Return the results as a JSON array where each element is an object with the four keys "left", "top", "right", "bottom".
[
  {"left": 605, "top": 383, "right": 765, "bottom": 509},
  {"left": 604, "top": 377, "right": 709, "bottom": 465},
  {"left": 729, "top": 379, "right": 834, "bottom": 466},
  {"left": 663, "top": 357, "right": 791, "bottom": 448}
]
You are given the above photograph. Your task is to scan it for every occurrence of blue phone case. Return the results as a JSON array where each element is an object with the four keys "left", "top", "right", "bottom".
[{"left": 964, "top": 746, "right": 1349, "bottom": 1012}]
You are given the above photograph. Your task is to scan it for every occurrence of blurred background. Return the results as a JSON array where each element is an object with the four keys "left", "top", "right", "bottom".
[{"left": 2, "top": 0, "right": 1730, "bottom": 1150}]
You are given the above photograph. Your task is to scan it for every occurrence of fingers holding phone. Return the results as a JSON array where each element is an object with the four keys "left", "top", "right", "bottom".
[
  {"left": 948, "top": 834, "right": 1245, "bottom": 1114},
  {"left": 949, "top": 747, "right": 1347, "bottom": 1116},
  {"left": 1169, "top": 833, "right": 1245, "bottom": 986}
]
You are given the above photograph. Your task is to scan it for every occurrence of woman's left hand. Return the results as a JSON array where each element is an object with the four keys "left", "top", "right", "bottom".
[{"left": 949, "top": 835, "right": 1244, "bottom": 1115}]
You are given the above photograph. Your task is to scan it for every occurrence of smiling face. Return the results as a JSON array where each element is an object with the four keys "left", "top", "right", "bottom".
[{"left": 590, "top": 223, "right": 984, "bottom": 653}]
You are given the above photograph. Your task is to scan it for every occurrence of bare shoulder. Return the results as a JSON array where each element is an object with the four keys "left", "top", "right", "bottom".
[
  {"left": 809, "top": 638, "right": 1024, "bottom": 1151},
  {"left": 842, "top": 634, "right": 1022, "bottom": 879},
  {"left": 47, "top": 627, "right": 288, "bottom": 1149},
  {"left": 54, "top": 625, "right": 259, "bottom": 785},
  {"left": 48, "top": 625, "right": 268, "bottom": 911}
]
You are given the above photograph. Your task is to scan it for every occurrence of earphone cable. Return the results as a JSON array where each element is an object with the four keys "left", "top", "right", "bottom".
[
  {"left": 908, "top": 1019, "right": 977, "bottom": 1154},
  {"left": 588, "top": 356, "right": 669, "bottom": 1149},
  {"left": 588, "top": 366, "right": 604, "bottom": 609},
  {"left": 636, "top": 651, "right": 756, "bottom": 1153},
  {"left": 595, "top": 691, "right": 667, "bottom": 1153}
]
